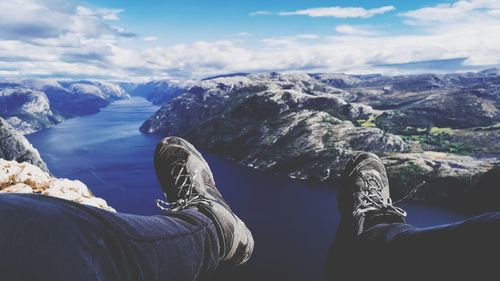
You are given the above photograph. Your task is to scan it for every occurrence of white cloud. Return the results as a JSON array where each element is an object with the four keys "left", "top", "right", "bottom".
[
  {"left": 0, "top": 0, "right": 141, "bottom": 79},
  {"left": 295, "top": 34, "right": 319, "bottom": 39},
  {"left": 236, "top": 32, "right": 252, "bottom": 37},
  {"left": 401, "top": 0, "right": 500, "bottom": 25},
  {"left": 111, "top": 26, "right": 136, "bottom": 38},
  {"left": 396, "top": 0, "right": 500, "bottom": 66},
  {"left": 143, "top": 36, "right": 159, "bottom": 41},
  {"left": 260, "top": 34, "right": 319, "bottom": 47},
  {"left": 76, "top": 6, "right": 124, "bottom": 21},
  {"left": 136, "top": 6, "right": 500, "bottom": 78},
  {"left": 250, "top": 10, "right": 271, "bottom": 16},
  {"left": 0, "top": 0, "right": 67, "bottom": 39},
  {"left": 335, "top": 25, "right": 376, "bottom": 36},
  {"left": 260, "top": 38, "right": 296, "bottom": 47},
  {"left": 0, "top": 0, "right": 499, "bottom": 80},
  {"left": 0, "top": 0, "right": 134, "bottom": 41},
  {"left": 278, "top": 5, "right": 395, "bottom": 18}
]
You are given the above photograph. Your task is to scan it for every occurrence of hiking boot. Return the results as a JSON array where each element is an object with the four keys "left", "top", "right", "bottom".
[
  {"left": 338, "top": 152, "right": 406, "bottom": 235},
  {"left": 154, "top": 136, "right": 254, "bottom": 266}
]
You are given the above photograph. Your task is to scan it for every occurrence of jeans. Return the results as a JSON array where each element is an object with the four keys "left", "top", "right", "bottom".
[
  {"left": 327, "top": 212, "right": 500, "bottom": 280},
  {"left": 0, "top": 194, "right": 220, "bottom": 281}
]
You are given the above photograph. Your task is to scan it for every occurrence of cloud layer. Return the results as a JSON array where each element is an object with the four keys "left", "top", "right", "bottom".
[
  {"left": 0, "top": 0, "right": 499, "bottom": 80},
  {"left": 277, "top": 6, "right": 395, "bottom": 18}
]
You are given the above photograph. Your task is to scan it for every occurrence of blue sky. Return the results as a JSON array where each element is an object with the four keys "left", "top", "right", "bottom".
[
  {"left": 83, "top": 0, "right": 444, "bottom": 44},
  {"left": 0, "top": 0, "right": 499, "bottom": 80}
]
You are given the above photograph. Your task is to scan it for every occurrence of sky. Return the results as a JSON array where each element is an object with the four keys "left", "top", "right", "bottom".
[{"left": 0, "top": 0, "right": 499, "bottom": 80}]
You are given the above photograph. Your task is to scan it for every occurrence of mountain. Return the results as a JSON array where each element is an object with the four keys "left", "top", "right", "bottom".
[
  {"left": 127, "top": 80, "right": 193, "bottom": 105},
  {"left": 316, "top": 71, "right": 500, "bottom": 156},
  {"left": 0, "top": 79, "right": 130, "bottom": 134},
  {"left": 141, "top": 73, "right": 408, "bottom": 178},
  {"left": 140, "top": 71, "right": 500, "bottom": 204},
  {"left": 0, "top": 117, "right": 48, "bottom": 172}
]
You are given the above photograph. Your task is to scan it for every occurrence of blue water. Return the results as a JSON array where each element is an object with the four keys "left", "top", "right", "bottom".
[{"left": 27, "top": 97, "right": 467, "bottom": 281}]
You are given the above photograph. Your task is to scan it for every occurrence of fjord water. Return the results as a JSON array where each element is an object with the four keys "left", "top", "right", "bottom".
[{"left": 27, "top": 97, "right": 466, "bottom": 281}]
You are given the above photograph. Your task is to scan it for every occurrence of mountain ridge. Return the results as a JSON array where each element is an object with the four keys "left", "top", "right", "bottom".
[{"left": 140, "top": 70, "right": 500, "bottom": 204}]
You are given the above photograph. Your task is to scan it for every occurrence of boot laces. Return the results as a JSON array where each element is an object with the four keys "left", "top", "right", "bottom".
[
  {"left": 156, "top": 160, "right": 211, "bottom": 211},
  {"left": 353, "top": 172, "right": 408, "bottom": 218}
]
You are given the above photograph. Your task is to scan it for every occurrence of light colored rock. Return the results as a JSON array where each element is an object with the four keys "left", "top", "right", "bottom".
[
  {"left": 1, "top": 183, "right": 34, "bottom": 193},
  {"left": 0, "top": 159, "right": 116, "bottom": 212}
]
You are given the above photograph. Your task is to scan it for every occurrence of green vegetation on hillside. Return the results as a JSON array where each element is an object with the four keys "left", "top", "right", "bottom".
[
  {"left": 356, "top": 115, "right": 377, "bottom": 128},
  {"left": 429, "top": 127, "right": 454, "bottom": 135},
  {"left": 473, "top": 122, "right": 500, "bottom": 131},
  {"left": 402, "top": 134, "right": 474, "bottom": 155}
]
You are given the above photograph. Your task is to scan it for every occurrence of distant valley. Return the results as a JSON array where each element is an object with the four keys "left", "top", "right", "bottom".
[{"left": 0, "top": 78, "right": 191, "bottom": 134}]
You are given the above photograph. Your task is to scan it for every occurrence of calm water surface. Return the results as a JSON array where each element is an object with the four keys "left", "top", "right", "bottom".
[{"left": 27, "top": 97, "right": 466, "bottom": 281}]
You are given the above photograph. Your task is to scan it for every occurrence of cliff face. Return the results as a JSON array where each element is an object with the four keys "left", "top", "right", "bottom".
[
  {"left": 140, "top": 71, "right": 500, "bottom": 203},
  {"left": 0, "top": 117, "right": 48, "bottom": 173}
]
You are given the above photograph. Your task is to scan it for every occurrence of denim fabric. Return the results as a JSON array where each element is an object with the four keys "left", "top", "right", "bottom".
[
  {"left": 0, "top": 193, "right": 220, "bottom": 281},
  {"left": 327, "top": 213, "right": 500, "bottom": 280}
]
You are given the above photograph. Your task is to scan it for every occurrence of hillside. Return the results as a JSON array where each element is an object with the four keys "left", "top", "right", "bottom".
[{"left": 141, "top": 71, "right": 500, "bottom": 203}]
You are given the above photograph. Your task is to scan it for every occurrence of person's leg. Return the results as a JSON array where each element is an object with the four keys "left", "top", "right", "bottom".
[
  {"left": 153, "top": 136, "right": 254, "bottom": 267},
  {"left": 0, "top": 193, "right": 220, "bottom": 281},
  {"left": 0, "top": 136, "right": 253, "bottom": 281},
  {"left": 327, "top": 152, "right": 407, "bottom": 280},
  {"left": 358, "top": 212, "right": 500, "bottom": 278},
  {"left": 327, "top": 152, "right": 500, "bottom": 280}
]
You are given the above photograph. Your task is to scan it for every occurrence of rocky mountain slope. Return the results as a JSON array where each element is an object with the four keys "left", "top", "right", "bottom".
[
  {"left": 141, "top": 71, "right": 499, "bottom": 204},
  {"left": 0, "top": 79, "right": 130, "bottom": 133},
  {"left": 127, "top": 80, "right": 193, "bottom": 105},
  {"left": 0, "top": 117, "right": 48, "bottom": 172}
]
